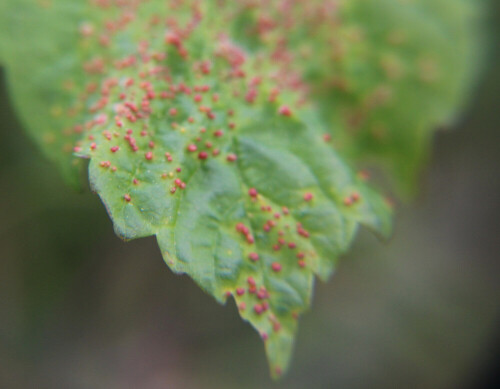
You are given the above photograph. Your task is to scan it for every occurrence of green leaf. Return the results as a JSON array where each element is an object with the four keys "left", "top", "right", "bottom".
[
  {"left": 228, "top": 0, "right": 484, "bottom": 195},
  {"left": 321, "top": 0, "right": 483, "bottom": 195},
  {"left": 1, "top": 0, "right": 394, "bottom": 378},
  {"left": 0, "top": 0, "right": 92, "bottom": 187}
]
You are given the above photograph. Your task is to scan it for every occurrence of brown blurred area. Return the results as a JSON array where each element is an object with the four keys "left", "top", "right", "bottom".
[{"left": 1, "top": 7, "right": 499, "bottom": 389}]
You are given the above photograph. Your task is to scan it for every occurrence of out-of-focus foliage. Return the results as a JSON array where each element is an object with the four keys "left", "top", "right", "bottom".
[
  {"left": 0, "top": 0, "right": 483, "bottom": 378},
  {"left": 230, "top": 0, "right": 483, "bottom": 194}
]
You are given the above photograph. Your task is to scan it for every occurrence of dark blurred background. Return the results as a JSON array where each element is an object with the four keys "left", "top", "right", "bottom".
[{"left": 1, "top": 8, "right": 499, "bottom": 389}]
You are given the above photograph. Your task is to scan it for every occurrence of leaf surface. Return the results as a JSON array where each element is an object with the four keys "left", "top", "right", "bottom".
[
  {"left": 0, "top": 0, "right": 397, "bottom": 377},
  {"left": 229, "top": 0, "right": 483, "bottom": 194}
]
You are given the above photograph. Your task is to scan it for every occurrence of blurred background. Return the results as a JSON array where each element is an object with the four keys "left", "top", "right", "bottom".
[{"left": 1, "top": 6, "right": 499, "bottom": 389}]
